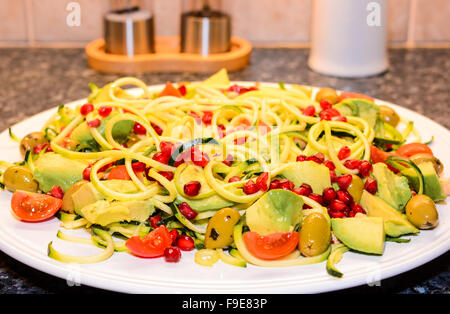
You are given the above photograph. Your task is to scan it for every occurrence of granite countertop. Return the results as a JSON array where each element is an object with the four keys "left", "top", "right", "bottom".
[{"left": 0, "top": 48, "right": 448, "bottom": 294}]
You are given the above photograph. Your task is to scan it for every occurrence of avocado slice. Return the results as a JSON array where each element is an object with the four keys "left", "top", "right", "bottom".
[
  {"left": 246, "top": 189, "right": 303, "bottom": 235},
  {"left": 80, "top": 199, "right": 154, "bottom": 226},
  {"left": 71, "top": 180, "right": 140, "bottom": 214},
  {"left": 372, "top": 163, "right": 412, "bottom": 212},
  {"left": 360, "top": 190, "right": 419, "bottom": 237},
  {"left": 33, "top": 153, "right": 88, "bottom": 192},
  {"left": 417, "top": 161, "right": 446, "bottom": 202},
  {"left": 175, "top": 195, "right": 234, "bottom": 212},
  {"left": 335, "top": 98, "right": 380, "bottom": 128},
  {"left": 202, "top": 68, "right": 230, "bottom": 86},
  {"left": 280, "top": 161, "right": 332, "bottom": 194},
  {"left": 331, "top": 217, "right": 385, "bottom": 255},
  {"left": 70, "top": 112, "right": 134, "bottom": 150}
]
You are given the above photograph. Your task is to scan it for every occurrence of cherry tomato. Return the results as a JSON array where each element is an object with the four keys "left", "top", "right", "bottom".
[
  {"left": 395, "top": 143, "right": 433, "bottom": 158},
  {"left": 108, "top": 165, "right": 131, "bottom": 180},
  {"left": 125, "top": 225, "right": 173, "bottom": 258},
  {"left": 243, "top": 231, "right": 299, "bottom": 260},
  {"left": 11, "top": 191, "right": 63, "bottom": 222},
  {"left": 158, "top": 81, "right": 182, "bottom": 98}
]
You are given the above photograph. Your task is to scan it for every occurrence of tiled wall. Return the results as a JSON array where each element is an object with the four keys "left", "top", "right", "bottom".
[{"left": 0, "top": 0, "right": 449, "bottom": 47}]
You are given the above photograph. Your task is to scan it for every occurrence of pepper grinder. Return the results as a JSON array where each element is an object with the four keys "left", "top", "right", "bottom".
[
  {"left": 180, "top": 0, "right": 231, "bottom": 55},
  {"left": 104, "top": 0, "right": 155, "bottom": 56}
]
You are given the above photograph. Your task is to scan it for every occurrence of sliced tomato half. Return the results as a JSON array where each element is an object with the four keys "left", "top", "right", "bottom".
[
  {"left": 107, "top": 165, "right": 131, "bottom": 180},
  {"left": 11, "top": 190, "right": 62, "bottom": 222},
  {"left": 125, "top": 225, "right": 173, "bottom": 258},
  {"left": 243, "top": 231, "right": 299, "bottom": 260}
]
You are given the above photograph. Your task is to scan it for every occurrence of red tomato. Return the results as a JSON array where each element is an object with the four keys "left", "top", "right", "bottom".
[
  {"left": 395, "top": 143, "right": 433, "bottom": 158},
  {"left": 243, "top": 231, "right": 299, "bottom": 260},
  {"left": 338, "top": 92, "right": 374, "bottom": 102},
  {"left": 125, "top": 225, "right": 173, "bottom": 258},
  {"left": 11, "top": 191, "right": 62, "bottom": 222},
  {"left": 108, "top": 165, "right": 131, "bottom": 180},
  {"left": 158, "top": 81, "right": 182, "bottom": 98},
  {"left": 370, "top": 145, "right": 393, "bottom": 163}
]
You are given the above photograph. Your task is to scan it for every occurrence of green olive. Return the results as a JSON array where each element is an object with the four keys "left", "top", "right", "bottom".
[
  {"left": 315, "top": 88, "right": 339, "bottom": 104},
  {"left": 410, "top": 153, "right": 444, "bottom": 176},
  {"left": 61, "top": 180, "right": 87, "bottom": 213},
  {"left": 3, "top": 166, "right": 38, "bottom": 192},
  {"left": 347, "top": 175, "right": 364, "bottom": 204},
  {"left": 379, "top": 105, "right": 400, "bottom": 127},
  {"left": 204, "top": 208, "right": 241, "bottom": 249},
  {"left": 405, "top": 194, "right": 439, "bottom": 229},
  {"left": 19, "top": 132, "right": 47, "bottom": 158},
  {"left": 299, "top": 212, "right": 331, "bottom": 257}
]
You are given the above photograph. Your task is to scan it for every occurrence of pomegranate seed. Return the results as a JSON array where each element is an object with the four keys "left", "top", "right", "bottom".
[
  {"left": 334, "top": 116, "right": 347, "bottom": 122},
  {"left": 256, "top": 172, "right": 269, "bottom": 192},
  {"left": 158, "top": 171, "right": 174, "bottom": 181},
  {"left": 228, "top": 176, "right": 241, "bottom": 183},
  {"left": 133, "top": 122, "right": 146, "bottom": 135},
  {"left": 152, "top": 152, "right": 169, "bottom": 164},
  {"left": 164, "top": 246, "right": 181, "bottom": 263},
  {"left": 178, "top": 85, "right": 187, "bottom": 96},
  {"left": 322, "top": 187, "right": 337, "bottom": 203},
  {"left": 83, "top": 164, "right": 93, "bottom": 181},
  {"left": 296, "top": 155, "right": 307, "bottom": 162},
  {"left": 294, "top": 183, "right": 313, "bottom": 196},
  {"left": 184, "top": 181, "right": 201, "bottom": 197},
  {"left": 151, "top": 123, "right": 163, "bottom": 135},
  {"left": 320, "top": 112, "right": 332, "bottom": 121},
  {"left": 315, "top": 153, "right": 325, "bottom": 163},
  {"left": 338, "top": 146, "right": 351, "bottom": 160},
  {"left": 131, "top": 162, "right": 146, "bottom": 172},
  {"left": 159, "top": 141, "right": 174, "bottom": 157},
  {"left": 80, "top": 103, "right": 94, "bottom": 115},
  {"left": 330, "top": 211, "right": 345, "bottom": 218},
  {"left": 150, "top": 215, "right": 162, "bottom": 228},
  {"left": 178, "top": 202, "right": 198, "bottom": 220},
  {"left": 302, "top": 105, "right": 316, "bottom": 116},
  {"left": 319, "top": 99, "right": 332, "bottom": 110},
  {"left": 324, "top": 160, "right": 336, "bottom": 170},
  {"left": 359, "top": 160, "right": 373, "bottom": 177},
  {"left": 217, "top": 124, "right": 226, "bottom": 138},
  {"left": 410, "top": 189, "right": 417, "bottom": 197},
  {"left": 306, "top": 155, "right": 322, "bottom": 164},
  {"left": 33, "top": 143, "right": 49, "bottom": 154},
  {"left": 364, "top": 177, "right": 378, "bottom": 194},
  {"left": 308, "top": 193, "right": 323, "bottom": 205},
  {"left": 191, "top": 150, "right": 209, "bottom": 168},
  {"left": 243, "top": 179, "right": 259, "bottom": 194},
  {"left": 322, "top": 108, "right": 341, "bottom": 117},
  {"left": 351, "top": 203, "right": 366, "bottom": 214},
  {"left": 169, "top": 229, "right": 179, "bottom": 244},
  {"left": 330, "top": 199, "right": 349, "bottom": 212},
  {"left": 176, "top": 235, "right": 195, "bottom": 251},
  {"left": 337, "top": 189, "right": 353, "bottom": 205},
  {"left": 50, "top": 185, "right": 64, "bottom": 199},
  {"left": 336, "top": 174, "right": 353, "bottom": 190},
  {"left": 329, "top": 170, "right": 337, "bottom": 183},
  {"left": 344, "top": 159, "right": 362, "bottom": 170},
  {"left": 269, "top": 179, "right": 281, "bottom": 190},
  {"left": 279, "top": 179, "right": 295, "bottom": 191},
  {"left": 99, "top": 162, "right": 114, "bottom": 172},
  {"left": 348, "top": 210, "right": 357, "bottom": 218},
  {"left": 98, "top": 106, "right": 112, "bottom": 117},
  {"left": 202, "top": 111, "right": 213, "bottom": 125}
]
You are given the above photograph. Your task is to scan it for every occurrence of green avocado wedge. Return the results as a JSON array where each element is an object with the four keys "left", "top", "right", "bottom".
[
  {"left": 246, "top": 189, "right": 303, "bottom": 236},
  {"left": 360, "top": 190, "right": 419, "bottom": 237},
  {"left": 280, "top": 161, "right": 332, "bottom": 194},
  {"left": 331, "top": 217, "right": 385, "bottom": 255}
]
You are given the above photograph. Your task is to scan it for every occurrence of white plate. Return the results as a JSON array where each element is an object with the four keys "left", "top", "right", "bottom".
[{"left": 0, "top": 82, "right": 448, "bottom": 294}]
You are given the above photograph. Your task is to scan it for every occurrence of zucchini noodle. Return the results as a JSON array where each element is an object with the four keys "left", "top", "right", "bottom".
[{"left": 7, "top": 74, "right": 426, "bottom": 272}]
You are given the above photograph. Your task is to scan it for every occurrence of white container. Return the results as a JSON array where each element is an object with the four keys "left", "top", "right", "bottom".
[{"left": 308, "top": 0, "right": 389, "bottom": 78}]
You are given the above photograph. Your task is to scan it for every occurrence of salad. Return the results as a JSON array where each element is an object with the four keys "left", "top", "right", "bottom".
[{"left": 2, "top": 69, "right": 448, "bottom": 277}]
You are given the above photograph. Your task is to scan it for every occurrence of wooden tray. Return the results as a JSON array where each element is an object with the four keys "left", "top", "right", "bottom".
[{"left": 85, "top": 36, "right": 252, "bottom": 74}]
